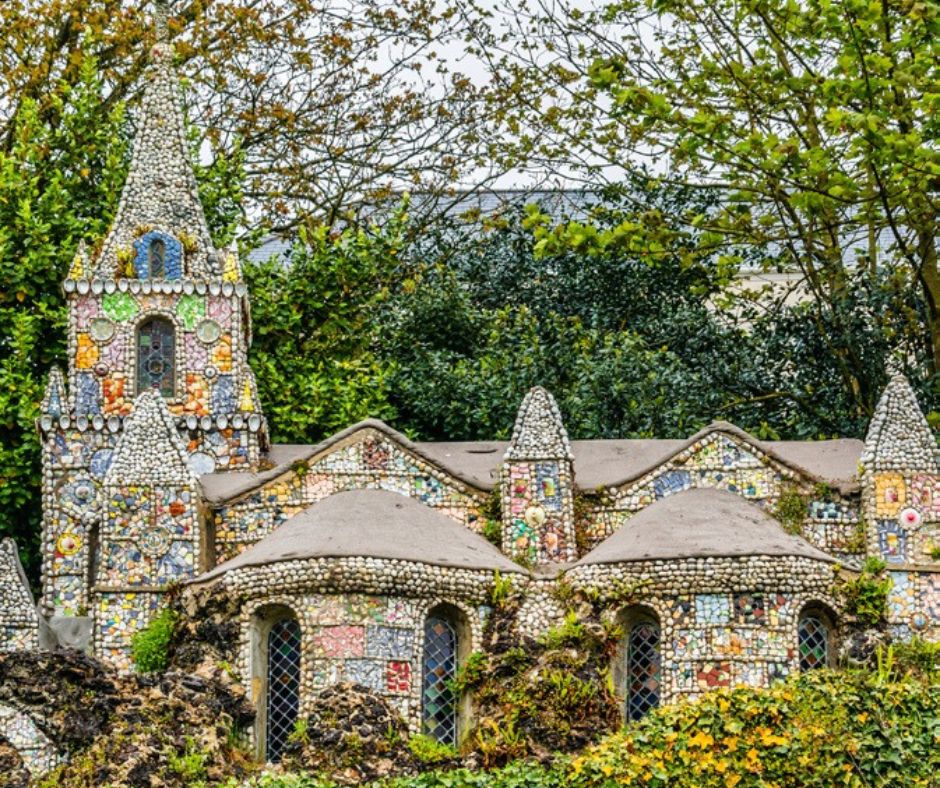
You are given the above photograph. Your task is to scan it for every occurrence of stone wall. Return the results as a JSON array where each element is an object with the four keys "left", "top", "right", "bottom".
[
  {"left": 199, "top": 556, "right": 514, "bottom": 735},
  {"left": 569, "top": 555, "right": 839, "bottom": 704}
]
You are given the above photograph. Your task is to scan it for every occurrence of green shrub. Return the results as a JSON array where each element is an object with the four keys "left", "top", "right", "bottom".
[
  {"left": 841, "top": 557, "right": 892, "bottom": 626},
  {"left": 166, "top": 736, "right": 209, "bottom": 785},
  {"left": 130, "top": 607, "right": 178, "bottom": 673},
  {"left": 407, "top": 734, "right": 458, "bottom": 765}
]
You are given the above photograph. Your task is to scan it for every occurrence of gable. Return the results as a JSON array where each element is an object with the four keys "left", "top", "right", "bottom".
[
  {"left": 579, "top": 430, "right": 861, "bottom": 558},
  {"left": 212, "top": 427, "right": 489, "bottom": 564}
]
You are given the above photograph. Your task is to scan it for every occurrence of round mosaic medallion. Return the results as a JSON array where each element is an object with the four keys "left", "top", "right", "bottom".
[
  {"left": 524, "top": 505, "right": 546, "bottom": 528},
  {"left": 137, "top": 525, "right": 172, "bottom": 558},
  {"left": 94, "top": 362, "right": 109, "bottom": 377},
  {"left": 196, "top": 319, "right": 221, "bottom": 344},
  {"left": 56, "top": 533, "right": 82, "bottom": 556},
  {"left": 188, "top": 451, "right": 216, "bottom": 475},
  {"left": 912, "top": 612, "right": 928, "bottom": 631},
  {"left": 204, "top": 364, "right": 218, "bottom": 380},
  {"left": 899, "top": 507, "right": 922, "bottom": 528},
  {"left": 89, "top": 317, "right": 115, "bottom": 342}
]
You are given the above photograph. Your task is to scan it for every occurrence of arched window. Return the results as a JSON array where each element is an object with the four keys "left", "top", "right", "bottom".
[
  {"left": 617, "top": 607, "right": 661, "bottom": 721},
  {"left": 136, "top": 317, "right": 175, "bottom": 397},
  {"left": 148, "top": 238, "right": 166, "bottom": 278},
  {"left": 422, "top": 608, "right": 463, "bottom": 745},
  {"left": 266, "top": 615, "right": 301, "bottom": 762},
  {"left": 798, "top": 606, "right": 835, "bottom": 672}
]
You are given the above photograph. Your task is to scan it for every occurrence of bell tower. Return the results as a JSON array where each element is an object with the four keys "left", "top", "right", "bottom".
[{"left": 38, "top": 17, "right": 266, "bottom": 627}]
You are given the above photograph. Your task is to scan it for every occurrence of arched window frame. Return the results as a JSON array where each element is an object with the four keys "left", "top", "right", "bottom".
[
  {"left": 250, "top": 603, "right": 303, "bottom": 763},
  {"left": 797, "top": 603, "right": 837, "bottom": 672},
  {"left": 421, "top": 603, "right": 470, "bottom": 746},
  {"left": 133, "top": 312, "right": 180, "bottom": 400},
  {"left": 615, "top": 605, "right": 662, "bottom": 722},
  {"left": 131, "top": 230, "right": 183, "bottom": 279}
]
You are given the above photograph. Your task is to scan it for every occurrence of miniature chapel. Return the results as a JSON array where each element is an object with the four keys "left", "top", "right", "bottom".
[{"left": 0, "top": 25, "right": 937, "bottom": 768}]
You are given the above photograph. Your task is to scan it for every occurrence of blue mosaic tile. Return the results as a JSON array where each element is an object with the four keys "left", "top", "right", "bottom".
[
  {"left": 211, "top": 375, "right": 236, "bottom": 412},
  {"left": 89, "top": 448, "right": 114, "bottom": 480},
  {"left": 877, "top": 520, "right": 907, "bottom": 563},
  {"left": 75, "top": 372, "right": 100, "bottom": 416},
  {"left": 343, "top": 658, "right": 384, "bottom": 691},
  {"left": 653, "top": 469, "right": 692, "bottom": 499},
  {"left": 535, "top": 462, "right": 563, "bottom": 511},
  {"left": 365, "top": 625, "right": 413, "bottom": 660},
  {"left": 695, "top": 593, "right": 730, "bottom": 625},
  {"left": 132, "top": 230, "right": 183, "bottom": 279}
]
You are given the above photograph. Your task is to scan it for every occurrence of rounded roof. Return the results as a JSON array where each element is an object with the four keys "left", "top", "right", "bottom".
[
  {"left": 575, "top": 487, "right": 837, "bottom": 566},
  {"left": 196, "top": 489, "right": 526, "bottom": 582}
]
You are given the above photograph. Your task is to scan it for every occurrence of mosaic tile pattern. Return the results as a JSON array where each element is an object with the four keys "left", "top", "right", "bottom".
[{"left": 0, "top": 703, "right": 60, "bottom": 775}]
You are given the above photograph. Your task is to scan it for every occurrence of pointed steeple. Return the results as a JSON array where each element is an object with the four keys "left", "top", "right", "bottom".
[
  {"left": 41, "top": 366, "right": 67, "bottom": 418},
  {"left": 861, "top": 371, "right": 938, "bottom": 473},
  {"left": 104, "top": 391, "right": 197, "bottom": 486},
  {"left": 0, "top": 538, "right": 40, "bottom": 639},
  {"left": 91, "top": 10, "right": 215, "bottom": 280},
  {"left": 504, "top": 386, "right": 573, "bottom": 461}
]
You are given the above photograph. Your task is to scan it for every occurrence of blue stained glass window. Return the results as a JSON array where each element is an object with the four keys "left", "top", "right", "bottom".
[
  {"left": 626, "top": 620, "right": 661, "bottom": 721},
  {"left": 266, "top": 617, "right": 301, "bottom": 762},
  {"left": 422, "top": 615, "right": 458, "bottom": 745},
  {"left": 136, "top": 317, "right": 176, "bottom": 397}
]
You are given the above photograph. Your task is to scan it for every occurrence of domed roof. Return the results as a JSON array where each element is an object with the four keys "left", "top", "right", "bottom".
[
  {"left": 575, "top": 487, "right": 836, "bottom": 566},
  {"left": 196, "top": 489, "right": 526, "bottom": 581}
]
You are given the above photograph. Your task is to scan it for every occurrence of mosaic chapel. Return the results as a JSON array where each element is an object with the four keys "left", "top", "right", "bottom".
[{"left": 1, "top": 27, "right": 939, "bottom": 772}]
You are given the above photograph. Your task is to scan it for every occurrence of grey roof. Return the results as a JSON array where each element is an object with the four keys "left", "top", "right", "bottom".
[
  {"left": 575, "top": 488, "right": 838, "bottom": 565},
  {"left": 200, "top": 418, "right": 865, "bottom": 505},
  {"left": 195, "top": 489, "right": 526, "bottom": 581}
]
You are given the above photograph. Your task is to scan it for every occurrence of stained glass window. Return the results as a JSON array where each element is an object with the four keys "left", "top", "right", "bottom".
[
  {"left": 422, "top": 614, "right": 458, "bottom": 745},
  {"left": 148, "top": 238, "right": 166, "bottom": 278},
  {"left": 266, "top": 617, "right": 301, "bottom": 762},
  {"left": 626, "top": 620, "right": 661, "bottom": 721},
  {"left": 798, "top": 615, "right": 830, "bottom": 671},
  {"left": 136, "top": 317, "right": 175, "bottom": 397}
]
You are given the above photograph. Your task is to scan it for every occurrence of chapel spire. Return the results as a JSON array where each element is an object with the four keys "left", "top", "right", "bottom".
[
  {"left": 861, "top": 369, "right": 938, "bottom": 473},
  {"left": 90, "top": 5, "right": 215, "bottom": 280}
]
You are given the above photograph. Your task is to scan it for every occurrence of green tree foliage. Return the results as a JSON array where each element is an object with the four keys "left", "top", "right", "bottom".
[
  {"left": 380, "top": 195, "right": 929, "bottom": 441},
  {"left": 463, "top": 0, "right": 939, "bottom": 416},
  {"left": 245, "top": 216, "right": 406, "bottom": 443}
]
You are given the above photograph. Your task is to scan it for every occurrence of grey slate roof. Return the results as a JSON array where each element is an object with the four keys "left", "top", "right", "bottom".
[
  {"left": 575, "top": 488, "right": 838, "bottom": 565},
  {"left": 200, "top": 418, "right": 865, "bottom": 505},
  {"left": 195, "top": 489, "right": 526, "bottom": 581}
]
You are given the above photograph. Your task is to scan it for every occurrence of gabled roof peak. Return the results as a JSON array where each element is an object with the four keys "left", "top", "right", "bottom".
[
  {"left": 89, "top": 26, "right": 215, "bottom": 281},
  {"left": 861, "top": 372, "right": 937, "bottom": 473},
  {"left": 504, "top": 386, "right": 572, "bottom": 461},
  {"left": 41, "top": 366, "right": 67, "bottom": 418},
  {"left": 104, "top": 391, "right": 198, "bottom": 486}
]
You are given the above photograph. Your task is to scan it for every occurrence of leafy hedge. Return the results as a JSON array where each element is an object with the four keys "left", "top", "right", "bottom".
[{"left": 235, "top": 667, "right": 938, "bottom": 788}]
